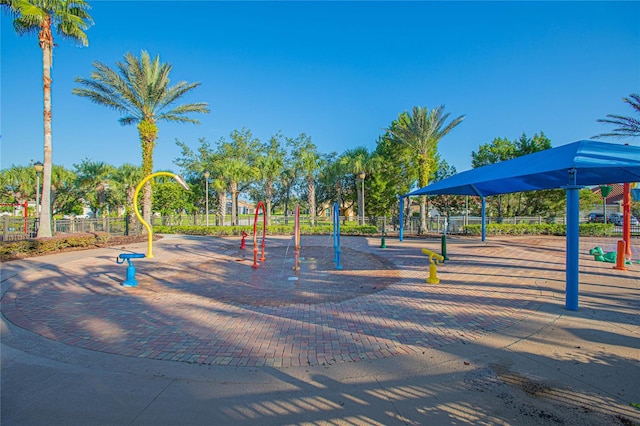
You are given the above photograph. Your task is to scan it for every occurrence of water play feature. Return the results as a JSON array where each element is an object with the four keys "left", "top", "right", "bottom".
[
  {"left": 251, "top": 201, "right": 267, "bottom": 268},
  {"left": 421, "top": 248, "right": 444, "bottom": 284},
  {"left": 292, "top": 204, "right": 301, "bottom": 271},
  {"left": 133, "top": 172, "right": 189, "bottom": 258},
  {"left": 115, "top": 252, "right": 146, "bottom": 287},
  {"left": 332, "top": 202, "right": 342, "bottom": 270}
]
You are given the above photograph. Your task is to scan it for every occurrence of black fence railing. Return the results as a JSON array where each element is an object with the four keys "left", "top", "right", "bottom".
[{"left": 1, "top": 214, "right": 638, "bottom": 242}]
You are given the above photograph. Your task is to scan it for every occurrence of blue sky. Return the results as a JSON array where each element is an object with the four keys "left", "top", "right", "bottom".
[{"left": 2, "top": 1, "right": 639, "bottom": 175}]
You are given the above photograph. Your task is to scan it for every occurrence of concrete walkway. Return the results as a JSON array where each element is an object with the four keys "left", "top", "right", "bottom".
[{"left": 1, "top": 234, "right": 639, "bottom": 425}]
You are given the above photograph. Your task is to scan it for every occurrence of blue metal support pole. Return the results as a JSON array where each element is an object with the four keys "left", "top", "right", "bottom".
[
  {"left": 481, "top": 196, "right": 486, "bottom": 242},
  {"left": 565, "top": 168, "right": 582, "bottom": 311},
  {"left": 333, "top": 202, "right": 342, "bottom": 269}
]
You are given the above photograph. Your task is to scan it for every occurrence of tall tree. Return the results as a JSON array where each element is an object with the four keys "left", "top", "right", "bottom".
[
  {"left": 215, "top": 128, "right": 260, "bottom": 225},
  {"left": 594, "top": 93, "right": 640, "bottom": 140},
  {"left": 340, "top": 147, "right": 372, "bottom": 224},
  {"left": 73, "top": 158, "right": 114, "bottom": 217},
  {"left": 73, "top": 50, "right": 209, "bottom": 225},
  {"left": 255, "top": 133, "right": 285, "bottom": 225},
  {"left": 386, "top": 106, "right": 465, "bottom": 233},
  {"left": 292, "top": 134, "right": 322, "bottom": 226},
  {"left": 2, "top": 0, "right": 93, "bottom": 237},
  {"left": 112, "top": 163, "right": 143, "bottom": 234}
]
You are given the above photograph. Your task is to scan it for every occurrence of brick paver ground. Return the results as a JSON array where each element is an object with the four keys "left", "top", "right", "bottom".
[{"left": 1, "top": 234, "right": 625, "bottom": 368}]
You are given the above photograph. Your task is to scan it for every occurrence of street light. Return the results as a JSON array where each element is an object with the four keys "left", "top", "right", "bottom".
[
  {"left": 204, "top": 171, "right": 210, "bottom": 226},
  {"left": 358, "top": 171, "right": 366, "bottom": 225},
  {"left": 33, "top": 161, "right": 44, "bottom": 219}
]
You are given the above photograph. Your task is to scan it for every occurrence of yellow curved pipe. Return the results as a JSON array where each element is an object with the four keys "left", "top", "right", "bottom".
[
  {"left": 133, "top": 172, "right": 189, "bottom": 258},
  {"left": 421, "top": 248, "right": 444, "bottom": 264}
]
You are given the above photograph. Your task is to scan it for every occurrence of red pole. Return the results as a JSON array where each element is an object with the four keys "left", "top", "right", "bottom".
[
  {"left": 23, "top": 201, "right": 28, "bottom": 234},
  {"left": 252, "top": 201, "right": 266, "bottom": 268},
  {"left": 622, "top": 182, "right": 632, "bottom": 257},
  {"left": 613, "top": 240, "right": 628, "bottom": 271}
]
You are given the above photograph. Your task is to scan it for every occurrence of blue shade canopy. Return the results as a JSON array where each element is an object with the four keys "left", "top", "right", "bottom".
[{"left": 406, "top": 141, "right": 640, "bottom": 197}]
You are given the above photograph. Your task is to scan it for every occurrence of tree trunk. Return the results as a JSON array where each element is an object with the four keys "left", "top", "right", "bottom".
[
  {"left": 37, "top": 23, "right": 53, "bottom": 237},
  {"left": 420, "top": 195, "right": 427, "bottom": 234},
  {"left": 126, "top": 186, "right": 136, "bottom": 235},
  {"left": 138, "top": 120, "right": 157, "bottom": 227},
  {"left": 357, "top": 176, "right": 363, "bottom": 225},
  {"left": 307, "top": 175, "right": 315, "bottom": 226},
  {"left": 265, "top": 180, "right": 272, "bottom": 226},
  {"left": 230, "top": 181, "right": 238, "bottom": 226},
  {"left": 417, "top": 155, "right": 429, "bottom": 234},
  {"left": 217, "top": 191, "right": 226, "bottom": 226}
]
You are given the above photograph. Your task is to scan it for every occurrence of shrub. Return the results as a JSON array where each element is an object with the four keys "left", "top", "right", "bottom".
[
  {"left": 152, "top": 224, "right": 378, "bottom": 237},
  {"left": 463, "top": 222, "right": 615, "bottom": 237},
  {"left": 1, "top": 232, "right": 111, "bottom": 261}
]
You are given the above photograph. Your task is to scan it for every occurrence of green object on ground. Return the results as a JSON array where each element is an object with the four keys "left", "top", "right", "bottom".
[
  {"left": 589, "top": 246, "right": 632, "bottom": 265},
  {"left": 631, "top": 402, "right": 640, "bottom": 410}
]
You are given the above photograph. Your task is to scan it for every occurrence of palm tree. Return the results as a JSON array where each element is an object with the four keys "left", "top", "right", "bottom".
[
  {"left": 341, "top": 147, "right": 372, "bottom": 225},
  {"left": 72, "top": 50, "right": 209, "bottom": 225},
  {"left": 2, "top": 0, "right": 93, "bottom": 237},
  {"left": 386, "top": 106, "right": 464, "bottom": 233},
  {"left": 216, "top": 128, "right": 260, "bottom": 225},
  {"left": 112, "top": 164, "right": 143, "bottom": 234},
  {"left": 293, "top": 135, "right": 322, "bottom": 226},
  {"left": 73, "top": 159, "right": 114, "bottom": 217},
  {"left": 256, "top": 134, "right": 285, "bottom": 225},
  {"left": 594, "top": 93, "right": 640, "bottom": 140}
]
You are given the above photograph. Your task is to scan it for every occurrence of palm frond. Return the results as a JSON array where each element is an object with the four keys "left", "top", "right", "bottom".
[{"left": 593, "top": 93, "right": 640, "bottom": 139}]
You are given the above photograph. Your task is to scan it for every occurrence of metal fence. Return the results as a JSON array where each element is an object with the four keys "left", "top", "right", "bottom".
[{"left": 2, "top": 214, "right": 638, "bottom": 242}]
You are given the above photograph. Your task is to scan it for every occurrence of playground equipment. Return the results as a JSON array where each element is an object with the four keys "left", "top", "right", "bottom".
[
  {"left": 133, "top": 172, "right": 189, "bottom": 258},
  {"left": 240, "top": 230, "right": 248, "bottom": 249},
  {"left": 116, "top": 253, "right": 146, "bottom": 287},
  {"left": 613, "top": 240, "right": 628, "bottom": 271},
  {"left": 380, "top": 216, "right": 387, "bottom": 248},
  {"left": 333, "top": 202, "right": 342, "bottom": 270},
  {"left": 252, "top": 201, "right": 267, "bottom": 268},
  {"left": 292, "top": 204, "right": 301, "bottom": 271},
  {"left": 589, "top": 245, "right": 633, "bottom": 267},
  {"left": 421, "top": 248, "right": 445, "bottom": 284},
  {"left": 441, "top": 234, "right": 449, "bottom": 261}
]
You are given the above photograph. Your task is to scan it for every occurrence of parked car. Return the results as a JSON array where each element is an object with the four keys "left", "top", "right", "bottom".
[
  {"left": 608, "top": 212, "right": 639, "bottom": 226},
  {"left": 587, "top": 213, "right": 605, "bottom": 223}
]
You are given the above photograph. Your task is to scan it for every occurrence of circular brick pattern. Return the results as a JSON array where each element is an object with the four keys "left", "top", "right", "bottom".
[
  {"left": 1, "top": 236, "right": 545, "bottom": 367},
  {"left": 153, "top": 245, "right": 399, "bottom": 307}
]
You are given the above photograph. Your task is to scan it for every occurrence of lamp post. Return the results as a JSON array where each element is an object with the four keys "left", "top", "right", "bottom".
[
  {"left": 358, "top": 171, "right": 366, "bottom": 225},
  {"left": 33, "top": 161, "right": 44, "bottom": 219},
  {"left": 204, "top": 171, "right": 210, "bottom": 226}
]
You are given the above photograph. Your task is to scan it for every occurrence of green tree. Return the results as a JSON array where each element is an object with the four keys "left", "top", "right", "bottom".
[
  {"left": 430, "top": 159, "right": 466, "bottom": 220},
  {"left": 471, "top": 137, "right": 515, "bottom": 168},
  {"left": 0, "top": 165, "right": 35, "bottom": 204},
  {"left": 292, "top": 134, "right": 322, "bottom": 225},
  {"left": 340, "top": 147, "right": 373, "bottom": 224},
  {"left": 73, "top": 159, "right": 114, "bottom": 217},
  {"left": 386, "top": 106, "right": 465, "bottom": 233},
  {"left": 255, "top": 133, "right": 285, "bottom": 225},
  {"left": 112, "top": 163, "right": 143, "bottom": 233},
  {"left": 153, "top": 178, "right": 191, "bottom": 216},
  {"left": 2, "top": 0, "right": 93, "bottom": 237},
  {"left": 215, "top": 128, "right": 261, "bottom": 225},
  {"left": 594, "top": 93, "right": 640, "bottom": 140},
  {"left": 50, "top": 165, "right": 83, "bottom": 216},
  {"left": 72, "top": 50, "right": 209, "bottom": 226},
  {"left": 471, "top": 132, "right": 553, "bottom": 217},
  {"left": 373, "top": 130, "right": 414, "bottom": 222}
]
